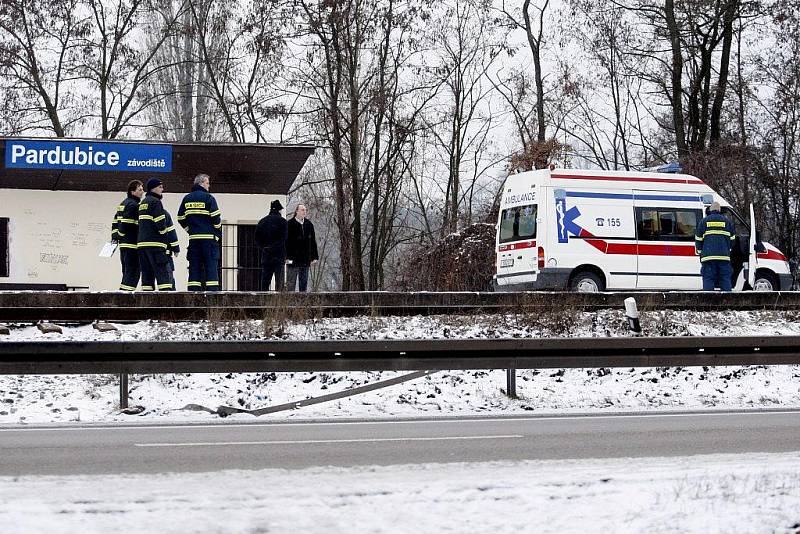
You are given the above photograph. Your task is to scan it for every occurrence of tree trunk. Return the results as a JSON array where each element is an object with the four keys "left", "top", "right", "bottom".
[{"left": 665, "top": 0, "right": 688, "bottom": 157}]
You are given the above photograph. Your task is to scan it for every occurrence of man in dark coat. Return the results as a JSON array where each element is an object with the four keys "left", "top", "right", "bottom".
[
  {"left": 111, "top": 179, "right": 143, "bottom": 291},
  {"left": 137, "top": 178, "right": 179, "bottom": 291},
  {"left": 255, "top": 199, "right": 288, "bottom": 291},
  {"left": 286, "top": 203, "right": 319, "bottom": 292}
]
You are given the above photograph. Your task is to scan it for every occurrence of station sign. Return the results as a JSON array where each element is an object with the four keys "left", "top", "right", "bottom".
[{"left": 4, "top": 139, "right": 172, "bottom": 172}]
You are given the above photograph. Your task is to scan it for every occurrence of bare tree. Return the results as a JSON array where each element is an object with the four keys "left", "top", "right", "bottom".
[
  {"left": 0, "top": 0, "right": 89, "bottom": 136},
  {"left": 425, "top": 0, "right": 500, "bottom": 236}
]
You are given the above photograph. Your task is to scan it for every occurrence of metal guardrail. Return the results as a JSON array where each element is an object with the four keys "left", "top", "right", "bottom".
[
  {"left": 3, "top": 336, "right": 800, "bottom": 374},
  {"left": 3, "top": 335, "right": 800, "bottom": 410},
  {"left": 0, "top": 291, "right": 799, "bottom": 321}
]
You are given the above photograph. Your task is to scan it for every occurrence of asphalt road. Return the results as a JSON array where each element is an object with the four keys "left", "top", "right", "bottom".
[{"left": 1, "top": 410, "right": 798, "bottom": 476}]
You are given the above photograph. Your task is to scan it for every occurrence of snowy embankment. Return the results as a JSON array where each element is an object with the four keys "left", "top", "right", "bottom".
[
  {"left": 1, "top": 309, "right": 800, "bottom": 424},
  {"left": 2, "top": 452, "right": 799, "bottom": 533}
]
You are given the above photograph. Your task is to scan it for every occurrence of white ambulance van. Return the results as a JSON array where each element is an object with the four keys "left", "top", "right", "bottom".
[{"left": 494, "top": 168, "right": 792, "bottom": 292}]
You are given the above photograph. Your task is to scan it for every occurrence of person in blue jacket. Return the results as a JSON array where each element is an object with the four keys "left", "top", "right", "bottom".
[
  {"left": 177, "top": 174, "right": 222, "bottom": 291},
  {"left": 695, "top": 201, "right": 736, "bottom": 291}
]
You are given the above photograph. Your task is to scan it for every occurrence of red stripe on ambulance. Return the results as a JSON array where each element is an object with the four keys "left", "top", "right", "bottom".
[
  {"left": 579, "top": 229, "right": 696, "bottom": 256},
  {"left": 498, "top": 240, "right": 536, "bottom": 252},
  {"left": 758, "top": 249, "right": 787, "bottom": 261}
]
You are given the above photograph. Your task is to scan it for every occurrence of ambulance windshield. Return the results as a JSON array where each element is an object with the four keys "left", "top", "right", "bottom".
[{"left": 499, "top": 204, "right": 537, "bottom": 243}]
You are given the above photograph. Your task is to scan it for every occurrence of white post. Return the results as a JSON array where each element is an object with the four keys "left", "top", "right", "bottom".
[{"left": 624, "top": 297, "right": 641, "bottom": 334}]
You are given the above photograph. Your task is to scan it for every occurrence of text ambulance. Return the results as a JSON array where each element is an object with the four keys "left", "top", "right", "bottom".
[{"left": 494, "top": 168, "right": 792, "bottom": 292}]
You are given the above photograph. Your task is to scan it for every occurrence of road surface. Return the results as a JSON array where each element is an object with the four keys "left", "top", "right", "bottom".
[{"left": 1, "top": 410, "right": 798, "bottom": 476}]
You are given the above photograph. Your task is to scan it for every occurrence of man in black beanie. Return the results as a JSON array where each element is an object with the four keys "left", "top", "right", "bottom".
[
  {"left": 255, "top": 199, "right": 288, "bottom": 291},
  {"left": 137, "top": 178, "right": 180, "bottom": 291}
]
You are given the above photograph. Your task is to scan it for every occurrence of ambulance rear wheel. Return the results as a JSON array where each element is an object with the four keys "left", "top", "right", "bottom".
[
  {"left": 570, "top": 271, "right": 605, "bottom": 293},
  {"left": 752, "top": 270, "right": 778, "bottom": 292}
]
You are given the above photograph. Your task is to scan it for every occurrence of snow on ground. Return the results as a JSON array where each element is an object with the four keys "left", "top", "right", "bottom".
[
  {"left": 1, "top": 452, "right": 799, "bottom": 534},
  {"left": 1, "top": 310, "right": 800, "bottom": 424}
]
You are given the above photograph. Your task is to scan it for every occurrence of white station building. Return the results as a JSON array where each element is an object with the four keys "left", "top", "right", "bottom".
[{"left": 0, "top": 138, "right": 314, "bottom": 291}]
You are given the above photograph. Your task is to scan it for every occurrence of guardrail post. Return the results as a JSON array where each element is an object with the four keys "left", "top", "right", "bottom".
[
  {"left": 506, "top": 368, "right": 517, "bottom": 398},
  {"left": 119, "top": 373, "right": 129, "bottom": 409},
  {"left": 624, "top": 297, "right": 641, "bottom": 334}
]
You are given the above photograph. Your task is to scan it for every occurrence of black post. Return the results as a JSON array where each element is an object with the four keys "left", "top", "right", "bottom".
[
  {"left": 119, "top": 373, "right": 129, "bottom": 409},
  {"left": 506, "top": 368, "right": 517, "bottom": 399}
]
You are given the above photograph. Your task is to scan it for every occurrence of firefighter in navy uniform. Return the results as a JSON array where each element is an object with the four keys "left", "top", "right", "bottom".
[
  {"left": 695, "top": 201, "right": 737, "bottom": 291},
  {"left": 111, "top": 180, "right": 144, "bottom": 291},
  {"left": 177, "top": 174, "right": 222, "bottom": 291},
  {"left": 137, "top": 178, "right": 179, "bottom": 291}
]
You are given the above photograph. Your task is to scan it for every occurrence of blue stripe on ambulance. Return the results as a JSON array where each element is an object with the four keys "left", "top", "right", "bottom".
[{"left": 565, "top": 191, "right": 702, "bottom": 202}]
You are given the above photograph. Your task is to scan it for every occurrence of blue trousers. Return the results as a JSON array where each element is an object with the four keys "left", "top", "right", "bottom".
[
  {"left": 701, "top": 260, "right": 733, "bottom": 291},
  {"left": 187, "top": 240, "right": 220, "bottom": 291}
]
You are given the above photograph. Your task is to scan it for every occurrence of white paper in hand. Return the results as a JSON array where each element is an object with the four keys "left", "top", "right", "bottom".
[{"left": 99, "top": 242, "right": 118, "bottom": 258}]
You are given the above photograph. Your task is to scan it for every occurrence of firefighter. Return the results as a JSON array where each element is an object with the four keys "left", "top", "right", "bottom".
[
  {"left": 138, "top": 178, "right": 179, "bottom": 291},
  {"left": 177, "top": 174, "right": 222, "bottom": 291},
  {"left": 695, "top": 201, "right": 736, "bottom": 291},
  {"left": 111, "top": 180, "right": 143, "bottom": 291}
]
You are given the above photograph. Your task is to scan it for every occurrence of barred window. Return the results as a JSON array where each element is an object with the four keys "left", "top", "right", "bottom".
[{"left": 0, "top": 218, "right": 8, "bottom": 277}]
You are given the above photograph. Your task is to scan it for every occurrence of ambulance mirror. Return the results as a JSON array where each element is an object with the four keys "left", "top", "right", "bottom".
[
  {"left": 701, "top": 194, "right": 713, "bottom": 204},
  {"left": 554, "top": 189, "right": 567, "bottom": 200}
]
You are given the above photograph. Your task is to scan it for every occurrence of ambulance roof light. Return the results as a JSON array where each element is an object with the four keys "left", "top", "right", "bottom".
[{"left": 645, "top": 162, "right": 683, "bottom": 174}]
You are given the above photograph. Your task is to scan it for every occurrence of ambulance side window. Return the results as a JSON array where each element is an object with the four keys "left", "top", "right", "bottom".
[
  {"left": 720, "top": 207, "right": 748, "bottom": 236},
  {"left": 499, "top": 204, "right": 537, "bottom": 243},
  {"left": 636, "top": 208, "right": 701, "bottom": 241}
]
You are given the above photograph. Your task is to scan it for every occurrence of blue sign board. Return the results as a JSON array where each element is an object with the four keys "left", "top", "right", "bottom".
[{"left": 4, "top": 139, "right": 172, "bottom": 173}]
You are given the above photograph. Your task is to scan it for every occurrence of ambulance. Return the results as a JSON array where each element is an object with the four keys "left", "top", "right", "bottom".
[{"left": 493, "top": 167, "right": 792, "bottom": 292}]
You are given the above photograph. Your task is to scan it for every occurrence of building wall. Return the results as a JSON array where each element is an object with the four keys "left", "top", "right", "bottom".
[{"left": 0, "top": 188, "right": 284, "bottom": 291}]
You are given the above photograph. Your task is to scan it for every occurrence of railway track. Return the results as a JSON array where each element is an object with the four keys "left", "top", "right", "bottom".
[{"left": 0, "top": 291, "right": 798, "bottom": 322}]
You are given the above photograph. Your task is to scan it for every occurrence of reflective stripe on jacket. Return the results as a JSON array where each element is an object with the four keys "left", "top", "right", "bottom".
[
  {"left": 177, "top": 185, "right": 222, "bottom": 243},
  {"left": 137, "top": 192, "right": 180, "bottom": 253},
  {"left": 695, "top": 212, "right": 735, "bottom": 262},
  {"left": 111, "top": 194, "right": 140, "bottom": 249}
]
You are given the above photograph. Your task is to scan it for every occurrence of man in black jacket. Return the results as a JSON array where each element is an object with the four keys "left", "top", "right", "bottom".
[
  {"left": 111, "top": 179, "right": 143, "bottom": 291},
  {"left": 255, "top": 199, "right": 288, "bottom": 291},
  {"left": 286, "top": 204, "right": 319, "bottom": 292},
  {"left": 137, "top": 178, "right": 180, "bottom": 291}
]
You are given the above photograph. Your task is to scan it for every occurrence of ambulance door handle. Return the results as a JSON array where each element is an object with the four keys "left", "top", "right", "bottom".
[{"left": 517, "top": 256, "right": 523, "bottom": 260}]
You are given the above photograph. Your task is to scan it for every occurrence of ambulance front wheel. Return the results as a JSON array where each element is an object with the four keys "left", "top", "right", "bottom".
[
  {"left": 569, "top": 270, "right": 605, "bottom": 293},
  {"left": 752, "top": 269, "right": 779, "bottom": 292}
]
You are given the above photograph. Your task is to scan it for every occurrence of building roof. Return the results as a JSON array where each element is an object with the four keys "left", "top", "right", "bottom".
[{"left": 0, "top": 138, "right": 316, "bottom": 194}]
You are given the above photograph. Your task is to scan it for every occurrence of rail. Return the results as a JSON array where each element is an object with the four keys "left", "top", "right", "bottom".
[{"left": 1, "top": 291, "right": 799, "bottom": 322}]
